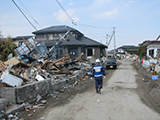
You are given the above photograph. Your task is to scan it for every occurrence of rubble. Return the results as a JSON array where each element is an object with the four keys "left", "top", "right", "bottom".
[
  {"left": 0, "top": 51, "right": 91, "bottom": 87},
  {"left": 123, "top": 53, "right": 139, "bottom": 61},
  {"left": 1, "top": 71, "right": 23, "bottom": 87},
  {"left": 0, "top": 37, "right": 96, "bottom": 119},
  {"left": 122, "top": 53, "right": 160, "bottom": 82}
]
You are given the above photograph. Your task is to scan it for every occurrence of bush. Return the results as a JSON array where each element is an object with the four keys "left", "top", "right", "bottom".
[{"left": 0, "top": 37, "right": 16, "bottom": 61}]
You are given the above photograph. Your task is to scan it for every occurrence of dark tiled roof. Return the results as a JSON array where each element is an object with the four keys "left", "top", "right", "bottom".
[
  {"left": 32, "top": 25, "right": 107, "bottom": 48},
  {"left": 12, "top": 36, "right": 33, "bottom": 41},
  {"left": 149, "top": 41, "right": 160, "bottom": 45},
  {"left": 79, "top": 36, "right": 107, "bottom": 47},
  {"left": 117, "top": 45, "right": 138, "bottom": 49},
  {"left": 139, "top": 40, "right": 160, "bottom": 46},
  {"left": 139, "top": 40, "right": 154, "bottom": 46},
  {"left": 61, "top": 36, "right": 107, "bottom": 47},
  {"left": 32, "top": 25, "right": 83, "bottom": 36},
  {"left": 61, "top": 39, "right": 85, "bottom": 46}
]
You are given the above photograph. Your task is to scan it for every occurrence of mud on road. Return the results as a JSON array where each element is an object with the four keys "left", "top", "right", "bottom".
[
  {"left": 20, "top": 60, "right": 160, "bottom": 120},
  {"left": 19, "top": 62, "right": 116, "bottom": 120},
  {"left": 133, "top": 61, "right": 160, "bottom": 114}
]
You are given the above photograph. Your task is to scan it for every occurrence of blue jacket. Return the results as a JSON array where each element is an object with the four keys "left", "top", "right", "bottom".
[{"left": 92, "top": 65, "right": 105, "bottom": 78}]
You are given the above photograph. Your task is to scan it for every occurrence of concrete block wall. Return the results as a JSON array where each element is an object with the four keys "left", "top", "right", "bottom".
[
  {"left": 15, "top": 79, "right": 52, "bottom": 104},
  {"left": 0, "top": 87, "right": 15, "bottom": 103},
  {"left": 0, "top": 98, "right": 9, "bottom": 110},
  {"left": 0, "top": 70, "right": 87, "bottom": 104}
]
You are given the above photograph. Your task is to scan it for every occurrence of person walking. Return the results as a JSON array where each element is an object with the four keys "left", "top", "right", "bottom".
[{"left": 92, "top": 59, "right": 105, "bottom": 94}]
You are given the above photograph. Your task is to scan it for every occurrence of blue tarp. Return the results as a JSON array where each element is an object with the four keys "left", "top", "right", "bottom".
[{"left": 152, "top": 75, "right": 158, "bottom": 80}]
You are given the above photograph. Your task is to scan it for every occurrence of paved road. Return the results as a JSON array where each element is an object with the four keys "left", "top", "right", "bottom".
[{"left": 40, "top": 61, "right": 160, "bottom": 120}]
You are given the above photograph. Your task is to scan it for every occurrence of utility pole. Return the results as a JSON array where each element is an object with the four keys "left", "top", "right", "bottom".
[
  {"left": 113, "top": 27, "right": 116, "bottom": 57},
  {"left": 106, "top": 27, "right": 116, "bottom": 57},
  {"left": 106, "top": 34, "right": 108, "bottom": 45},
  {"left": 106, "top": 34, "right": 108, "bottom": 57}
]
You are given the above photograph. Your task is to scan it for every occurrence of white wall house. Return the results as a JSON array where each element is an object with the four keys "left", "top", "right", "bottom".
[
  {"left": 147, "top": 42, "right": 160, "bottom": 58},
  {"left": 156, "top": 35, "right": 160, "bottom": 41}
]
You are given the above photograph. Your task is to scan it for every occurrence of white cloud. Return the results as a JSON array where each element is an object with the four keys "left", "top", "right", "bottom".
[
  {"left": 129, "top": 0, "right": 135, "bottom": 3},
  {"left": 1, "top": 26, "right": 33, "bottom": 38},
  {"left": 72, "top": 17, "right": 79, "bottom": 23},
  {"left": 68, "top": 1, "right": 75, "bottom": 6},
  {"left": 53, "top": 9, "right": 79, "bottom": 23},
  {"left": 123, "top": 4, "right": 129, "bottom": 7},
  {"left": 93, "top": 0, "right": 110, "bottom": 6},
  {"left": 123, "top": 0, "right": 135, "bottom": 7},
  {"left": 92, "top": 9, "right": 118, "bottom": 19},
  {"left": 90, "top": 0, "right": 111, "bottom": 10},
  {"left": 0, "top": 14, "right": 14, "bottom": 25}
]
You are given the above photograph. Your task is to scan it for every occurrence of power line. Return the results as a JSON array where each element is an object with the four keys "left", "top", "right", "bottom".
[
  {"left": 55, "top": 0, "right": 77, "bottom": 26},
  {"left": 12, "top": 0, "right": 38, "bottom": 31},
  {"left": 78, "top": 23, "right": 111, "bottom": 29},
  {"left": 55, "top": 0, "right": 114, "bottom": 30},
  {"left": 18, "top": 0, "right": 40, "bottom": 26}
]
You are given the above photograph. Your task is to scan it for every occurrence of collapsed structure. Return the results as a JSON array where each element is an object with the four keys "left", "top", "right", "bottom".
[{"left": 0, "top": 25, "right": 108, "bottom": 119}]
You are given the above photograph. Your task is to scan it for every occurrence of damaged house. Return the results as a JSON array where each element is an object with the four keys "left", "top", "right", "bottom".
[
  {"left": 32, "top": 25, "right": 107, "bottom": 59},
  {"left": 140, "top": 35, "right": 160, "bottom": 58},
  {"left": 146, "top": 41, "right": 160, "bottom": 58}
]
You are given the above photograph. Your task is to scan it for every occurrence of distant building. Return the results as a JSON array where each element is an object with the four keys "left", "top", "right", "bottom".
[
  {"left": 117, "top": 45, "right": 138, "bottom": 54},
  {"left": 116, "top": 45, "right": 138, "bottom": 58},
  {"left": 107, "top": 50, "right": 115, "bottom": 57},
  {"left": 0, "top": 38, "right": 7, "bottom": 41},
  {"left": 12, "top": 36, "right": 33, "bottom": 47}
]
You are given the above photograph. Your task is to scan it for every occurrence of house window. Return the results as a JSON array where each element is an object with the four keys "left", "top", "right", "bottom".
[
  {"left": 48, "top": 34, "right": 53, "bottom": 40},
  {"left": 149, "top": 49, "right": 154, "bottom": 58},
  {"left": 157, "top": 49, "right": 160, "bottom": 58},
  {"left": 19, "top": 41, "right": 23, "bottom": 46},
  {"left": 44, "top": 34, "right": 53, "bottom": 40},
  {"left": 68, "top": 48, "right": 78, "bottom": 59},
  {"left": 87, "top": 49, "right": 93, "bottom": 56}
]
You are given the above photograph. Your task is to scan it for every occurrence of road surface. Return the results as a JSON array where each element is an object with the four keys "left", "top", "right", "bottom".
[{"left": 38, "top": 61, "right": 160, "bottom": 120}]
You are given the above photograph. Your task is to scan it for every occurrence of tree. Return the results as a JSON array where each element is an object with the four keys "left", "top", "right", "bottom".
[
  {"left": 0, "top": 36, "right": 16, "bottom": 61},
  {"left": 0, "top": 31, "right": 3, "bottom": 38},
  {"left": 137, "top": 45, "right": 147, "bottom": 59}
]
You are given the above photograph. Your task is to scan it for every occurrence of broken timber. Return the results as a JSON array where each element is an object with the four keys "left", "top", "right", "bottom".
[{"left": 41, "top": 56, "right": 70, "bottom": 72}]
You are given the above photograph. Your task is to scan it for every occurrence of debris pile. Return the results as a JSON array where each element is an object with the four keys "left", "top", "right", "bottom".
[
  {"left": 0, "top": 38, "right": 94, "bottom": 119},
  {"left": 0, "top": 38, "right": 92, "bottom": 87},
  {"left": 0, "top": 55, "right": 91, "bottom": 87},
  {"left": 134, "top": 56, "right": 160, "bottom": 108},
  {"left": 123, "top": 54, "right": 139, "bottom": 61}
]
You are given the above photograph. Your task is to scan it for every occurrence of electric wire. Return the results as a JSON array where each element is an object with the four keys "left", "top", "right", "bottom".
[
  {"left": 55, "top": 0, "right": 111, "bottom": 30},
  {"left": 18, "top": 0, "right": 40, "bottom": 26},
  {"left": 12, "top": 0, "right": 38, "bottom": 31},
  {"left": 77, "top": 23, "right": 111, "bottom": 29},
  {"left": 55, "top": 0, "right": 77, "bottom": 26}
]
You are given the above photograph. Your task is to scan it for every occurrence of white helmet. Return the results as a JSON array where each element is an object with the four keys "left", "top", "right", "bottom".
[{"left": 96, "top": 59, "right": 100, "bottom": 63}]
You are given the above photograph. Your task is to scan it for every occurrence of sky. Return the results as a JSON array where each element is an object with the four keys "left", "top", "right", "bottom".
[{"left": 0, "top": 0, "right": 160, "bottom": 50}]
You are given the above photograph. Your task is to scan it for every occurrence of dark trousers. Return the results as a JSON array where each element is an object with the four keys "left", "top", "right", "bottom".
[{"left": 95, "top": 77, "right": 103, "bottom": 90}]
